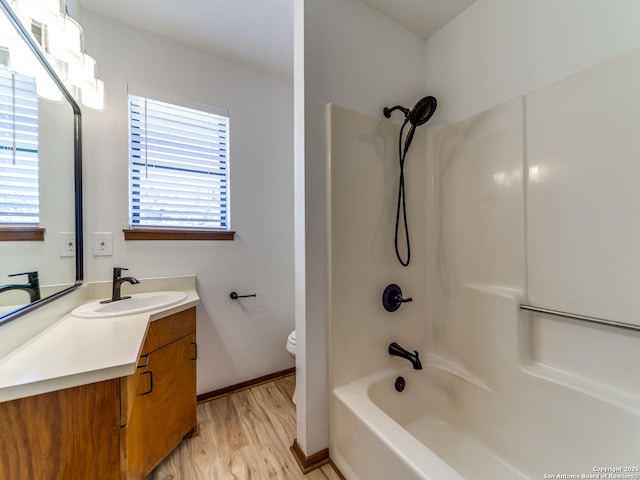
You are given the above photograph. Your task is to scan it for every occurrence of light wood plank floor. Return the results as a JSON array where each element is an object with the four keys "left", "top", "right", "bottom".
[{"left": 149, "top": 375, "right": 342, "bottom": 480}]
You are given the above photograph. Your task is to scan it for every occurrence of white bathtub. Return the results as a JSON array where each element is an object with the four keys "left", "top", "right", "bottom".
[
  {"left": 332, "top": 365, "right": 530, "bottom": 480},
  {"left": 332, "top": 355, "right": 640, "bottom": 480}
]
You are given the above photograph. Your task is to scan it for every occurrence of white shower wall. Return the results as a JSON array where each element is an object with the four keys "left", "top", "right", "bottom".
[
  {"left": 425, "top": 47, "right": 640, "bottom": 474},
  {"left": 329, "top": 45, "right": 640, "bottom": 476},
  {"left": 327, "top": 103, "right": 428, "bottom": 390}
]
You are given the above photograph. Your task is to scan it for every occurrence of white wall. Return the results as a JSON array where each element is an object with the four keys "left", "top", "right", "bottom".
[
  {"left": 425, "top": 0, "right": 640, "bottom": 128},
  {"left": 296, "top": 0, "right": 427, "bottom": 456},
  {"left": 80, "top": 10, "right": 295, "bottom": 395}
]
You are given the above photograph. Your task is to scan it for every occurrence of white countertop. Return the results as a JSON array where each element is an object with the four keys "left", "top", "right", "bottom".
[{"left": 0, "top": 277, "right": 199, "bottom": 403}]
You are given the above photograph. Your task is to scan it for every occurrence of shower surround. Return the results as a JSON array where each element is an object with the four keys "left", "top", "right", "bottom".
[{"left": 328, "top": 47, "right": 640, "bottom": 479}]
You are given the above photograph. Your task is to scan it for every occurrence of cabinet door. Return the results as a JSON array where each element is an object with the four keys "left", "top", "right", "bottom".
[
  {"left": 0, "top": 380, "right": 121, "bottom": 480},
  {"left": 126, "top": 333, "right": 197, "bottom": 476}
]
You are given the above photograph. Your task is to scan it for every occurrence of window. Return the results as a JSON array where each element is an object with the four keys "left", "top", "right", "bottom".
[
  {"left": 127, "top": 90, "right": 230, "bottom": 234},
  {"left": 0, "top": 64, "right": 39, "bottom": 225}
]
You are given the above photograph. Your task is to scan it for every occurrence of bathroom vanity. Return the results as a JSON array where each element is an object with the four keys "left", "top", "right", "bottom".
[
  {"left": 125, "top": 307, "right": 197, "bottom": 477},
  {"left": 0, "top": 282, "right": 199, "bottom": 480}
]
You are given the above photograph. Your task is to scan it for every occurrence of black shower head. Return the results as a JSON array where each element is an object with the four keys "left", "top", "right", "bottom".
[
  {"left": 384, "top": 97, "right": 437, "bottom": 267},
  {"left": 383, "top": 95, "right": 437, "bottom": 127},
  {"left": 408, "top": 96, "right": 437, "bottom": 127}
]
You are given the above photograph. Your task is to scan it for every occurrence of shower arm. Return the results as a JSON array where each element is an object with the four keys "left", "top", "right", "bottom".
[{"left": 383, "top": 105, "right": 410, "bottom": 119}]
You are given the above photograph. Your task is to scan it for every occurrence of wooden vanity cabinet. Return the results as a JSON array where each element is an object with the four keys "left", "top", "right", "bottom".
[
  {"left": 123, "top": 308, "right": 197, "bottom": 478},
  {"left": 0, "top": 307, "right": 197, "bottom": 480},
  {"left": 0, "top": 379, "right": 122, "bottom": 480}
]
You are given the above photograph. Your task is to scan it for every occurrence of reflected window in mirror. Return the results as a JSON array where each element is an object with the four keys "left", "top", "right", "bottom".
[{"left": 0, "top": 61, "right": 40, "bottom": 229}]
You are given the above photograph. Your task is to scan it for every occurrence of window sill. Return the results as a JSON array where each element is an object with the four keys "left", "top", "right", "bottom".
[
  {"left": 123, "top": 228, "right": 235, "bottom": 241},
  {"left": 0, "top": 227, "right": 45, "bottom": 241}
]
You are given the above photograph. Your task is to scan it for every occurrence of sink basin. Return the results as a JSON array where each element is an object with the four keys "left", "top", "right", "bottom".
[{"left": 71, "top": 291, "right": 187, "bottom": 318}]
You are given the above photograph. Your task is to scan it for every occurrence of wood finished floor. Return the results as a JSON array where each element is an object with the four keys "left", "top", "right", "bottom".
[{"left": 148, "top": 375, "right": 341, "bottom": 480}]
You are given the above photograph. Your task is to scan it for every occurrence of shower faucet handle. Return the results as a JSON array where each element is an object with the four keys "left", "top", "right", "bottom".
[
  {"left": 394, "top": 294, "right": 413, "bottom": 303},
  {"left": 382, "top": 283, "right": 412, "bottom": 312}
]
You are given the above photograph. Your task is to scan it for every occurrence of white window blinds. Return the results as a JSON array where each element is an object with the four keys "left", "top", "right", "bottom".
[
  {"left": 128, "top": 93, "right": 229, "bottom": 229},
  {"left": 0, "top": 65, "right": 39, "bottom": 224}
]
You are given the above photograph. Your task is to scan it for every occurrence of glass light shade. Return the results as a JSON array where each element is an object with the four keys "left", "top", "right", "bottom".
[
  {"left": 81, "top": 78, "right": 104, "bottom": 110},
  {"left": 47, "top": 14, "right": 83, "bottom": 64},
  {"left": 67, "top": 52, "right": 95, "bottom": 90},
  {"left": 44, "top": 52, "right": 68, "bottom": 86},
  {"left": 11, "top": 0, "right": 61, "bottom": 27},
  {"left": 36, "top": 71, "right": 62, "bottom": 101}
]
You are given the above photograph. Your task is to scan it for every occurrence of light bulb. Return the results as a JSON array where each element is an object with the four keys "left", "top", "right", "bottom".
[{"left": 47, "top": 14, "right": 83, "bottom": 64}]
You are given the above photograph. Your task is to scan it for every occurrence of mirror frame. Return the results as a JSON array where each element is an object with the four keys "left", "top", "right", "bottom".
[{"left": 0, "top": 0, "right": 83, "bottom": 324}]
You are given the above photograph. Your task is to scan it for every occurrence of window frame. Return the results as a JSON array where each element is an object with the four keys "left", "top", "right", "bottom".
[{"left": 124, "top": 86, "right": 234, "bottom": 241}]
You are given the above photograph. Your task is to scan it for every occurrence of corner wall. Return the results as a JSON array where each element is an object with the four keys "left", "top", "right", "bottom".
[{"left": 296, "top": 0, "right": 427, "bottom": 456}]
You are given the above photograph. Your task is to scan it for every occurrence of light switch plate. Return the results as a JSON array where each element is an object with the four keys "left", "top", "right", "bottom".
[{"left": 92, "top": 232, "right": 113, "bottom": 256}]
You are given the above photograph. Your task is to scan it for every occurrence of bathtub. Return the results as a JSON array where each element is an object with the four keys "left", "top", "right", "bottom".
[{"left": 332, "top": 364, "right": 531, "bottom": 480}]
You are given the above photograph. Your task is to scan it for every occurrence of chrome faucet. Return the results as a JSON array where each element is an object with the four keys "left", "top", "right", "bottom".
[
  {"left": 388, "top": 342, "right": 423, "bottom": 370},
  {"left": 101, "top": 267, "right": 140, "bottom": 304},
  {"left": 0, "top": 271, "right": 41, "bottom": 303}
]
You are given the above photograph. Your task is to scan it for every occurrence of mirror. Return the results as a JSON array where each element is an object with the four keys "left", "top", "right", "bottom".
[{"left": 0, "top": 0, "right": 82, "bottom": 323}]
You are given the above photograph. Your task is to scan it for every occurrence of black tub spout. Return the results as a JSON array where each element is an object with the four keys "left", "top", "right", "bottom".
[{"left": 388, "top": 342, "right": 422, "bottom": 370}]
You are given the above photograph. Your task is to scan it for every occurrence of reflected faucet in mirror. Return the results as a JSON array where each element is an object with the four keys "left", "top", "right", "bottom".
[
  {"left": 0, "top": 271, "right": 40, "bottom": 303},
  {"left": 101, "top": 267, "right": 140, "bottom": 304}
]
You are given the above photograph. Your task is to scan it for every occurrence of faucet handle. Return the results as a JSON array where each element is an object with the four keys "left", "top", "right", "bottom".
[
  {"left": 113, "top": 267, "right": 128, "bottom": 279},
  {"left": 8, "top": 271, "right": 38, "bottom": 277},
  {"left": 8, "top": 271, "right": 39, "bottom": 283},
  {"left": 382, "top": 284, "right": 412, "bottom": 312}
]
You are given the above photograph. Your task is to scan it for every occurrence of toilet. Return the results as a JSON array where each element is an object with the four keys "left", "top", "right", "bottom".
[{"left": 286, "top": 330, "right": 297, "bottom": 404}]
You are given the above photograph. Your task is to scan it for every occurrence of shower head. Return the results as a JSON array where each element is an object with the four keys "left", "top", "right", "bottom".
[
  {"left": 384, "top": 96, "right": 438, "bottom": 267},
  {"left": 408, "top": 96, "right": 437, "bottom": 127},
  {"left": 383, "top": 95, "right": 437, "bottom": 127}
]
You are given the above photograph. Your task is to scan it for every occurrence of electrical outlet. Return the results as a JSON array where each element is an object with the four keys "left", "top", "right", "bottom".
[
  {"left": 59, "top": 232, "right": 76, "bottom": 257},
  {"left": 92, "top": 232, "right": 113, "bottom": 256}
]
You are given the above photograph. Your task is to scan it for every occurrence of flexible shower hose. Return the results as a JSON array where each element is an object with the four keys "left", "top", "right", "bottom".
[{"left": 395, "top": 119, "right": 414, "bottom": 267}]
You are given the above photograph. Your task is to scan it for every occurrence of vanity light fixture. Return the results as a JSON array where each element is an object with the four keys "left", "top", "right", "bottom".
[
  {"left": 80, "top": 77, "right": 103, "bottom": 109},
  {"left": 46, "top": 13, "right": 82, "bottom": 64},
  {"left": 8, "top": 0, "right": 105, "bottom": 109},
  {"left": 10, "top": 0, "right": 59, "bottom": 27},
  {"left": 6, "top": 32, "right": 62, "bottom": 101},
  {"left": 67, "top": 51, "right": 94, "bottom": 89}
]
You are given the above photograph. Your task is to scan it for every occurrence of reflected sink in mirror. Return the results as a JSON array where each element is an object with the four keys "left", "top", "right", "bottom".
[{"left": 71, "top": 291, "right": 187, "bottom": 318}]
